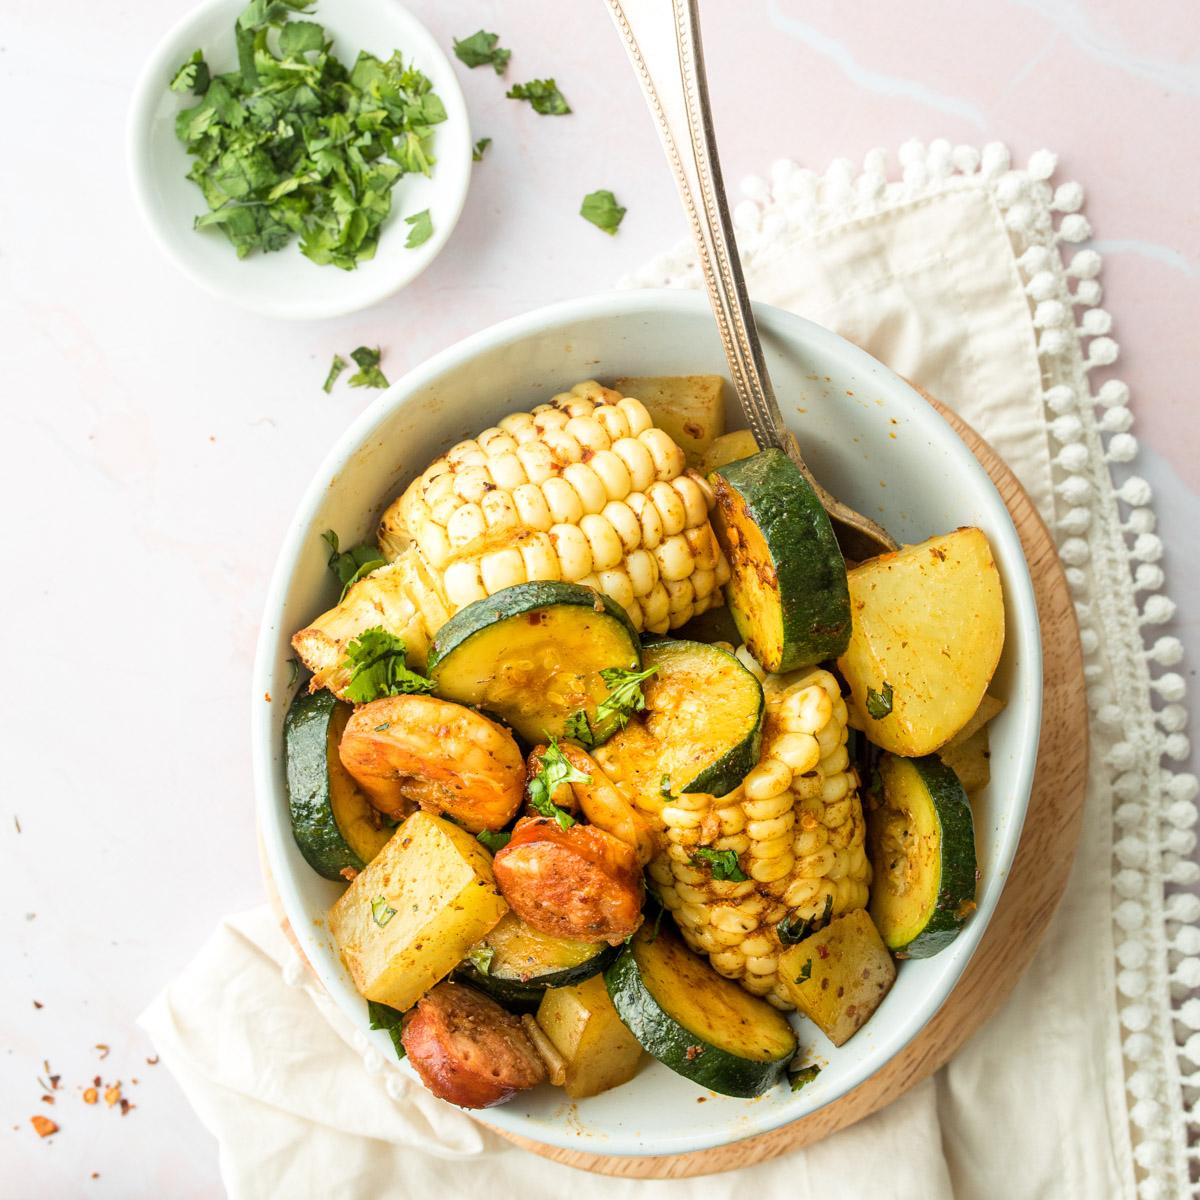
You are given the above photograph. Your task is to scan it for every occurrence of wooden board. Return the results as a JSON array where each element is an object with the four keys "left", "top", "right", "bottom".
[{"left": 264, "top": 398, "right": 1087, "bottom": 1180}]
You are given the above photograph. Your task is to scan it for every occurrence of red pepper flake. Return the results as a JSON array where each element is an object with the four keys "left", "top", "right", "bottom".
[
  {"left": 91, "top": 1173, "right": 100, "bottom": 1180},
  {"left": 40, "top": 1095, "right": 55, "bottom": 1105},
  {"left": 92, "top": 1075, "right": 102, "bottom": 1088},
  {"left": 264, "top": 691, "right": 273, "bottom": 703},
  {"left": 684, "top": 1045, "right": 703, "bottom": 1061},
  {"left": 118, "top": 1099, "right": 134, "bottom": 1117},
  {"left": 32, "top": 1000, "right": 43, "bottom": 1009},
  {"left": 339, "top": 866, "right": 358, "bottom": 882},
  {"left": 145, "top": 1056, "right": 159, "bottom": 1067},
  {"left": 816, "top": 944, "right": 830, "bottom": 960},
  {"left": 30, "top": 1115, "right": 58, "bottom": 1138}
]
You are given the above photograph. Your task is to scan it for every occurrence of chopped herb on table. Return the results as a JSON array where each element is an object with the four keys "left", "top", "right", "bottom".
[
  {"left": 527, "top": 739, "right": 588, "bottom": 829},
  {"left": 367, "top": 1000, "right": 407, "bottom": 1059},
  {"left": 452, "top": 30, "right": 511, "bottom": 74},
  {"left": 580, "top": 190, "right": 626, "bottom": 236},
  {"left": 348, "top": 346, "right": 390, "bottom": 389},
  {"left": 790, "top": 1063, "right": 821, "bottom": 1090},
  {"left": 169, "top": 0, "right": 446, "bottom": 268},
  {"left": 506, "top": 78, "right": 571, "bottom": 115},
  {"left": 322, "top": 355, "right": 348, "bottom": 394},
  {"left": 472, "top": 137, "right": 492, "bottom": 162},
  {"left": 403, "top": 209, "right": 434, "bottom": 249},
  {"left": 342, "top": 626, "right": 434, "bottom": 703}
]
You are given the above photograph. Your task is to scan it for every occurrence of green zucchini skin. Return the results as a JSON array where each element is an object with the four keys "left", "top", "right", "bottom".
[
  {"left": 427, "top": 581, "right": 640, "bottom": 673},
  {"left": 710, "top": 448, "right": 851, "bottom": 673},
  {"left": 284, "top": 690, "right": 364, "bottom": 881},
  {"left": 459, "top": 943, "right": 619, "bottom": 1011},
  {"left": 605, "top": 936, "right": 794, "bottom": 1098},
  {"left": 869, "top": 753, "right": 977, "bottom": 958}
]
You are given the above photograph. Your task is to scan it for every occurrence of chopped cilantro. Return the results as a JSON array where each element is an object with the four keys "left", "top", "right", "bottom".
[
  {"left": 466, "top": 945, "right": 495, "bottom": 975},
  {"left": 342, "top": 626, "right": 434, "bottom": 704},
  {"left": 790, "top": 1063, "right": 821, "bottom": 1090},
  {"left": 690, "top": 847, "right": 749, "bottom": 882},
  {"left": 367, "top": 1000, "right": 407, "bottom": 1059},
  {"left": 348, "top": 346, "right": 390, "bottom": 390},
  {"left": 580, "top": 190, "right": 626, "bottom": 236},
  {"left": 506, "top": 78, "right": 570, "bottom": 115},
  {"left": 170, "top": 1, "right": 447, "bottom": 268},
  {"left": 659, "top": 775, "right": 673, "bottom": 798},
  {"left": 403, "top": 209, "right": 434, "bottom": 248},
  {"left": 527, "top": 739, "right": 587, "bottom": 829},
  {"left": 472, "top": 137, "right": 492, "bottom": 162},
  {"left": 170, "top": 49, "right": 210, "bottom": 95},
  {"left": 322, "top": 354, "right": 348, "bottom": 394},
  {"left": 776, "top": 896, "right": 834, "bottom": 945},
  {"left": 321, "top": 529, "right": 386, "bottom": 600},
  {"left": 866, "top": 681, "right": 894, "bottom": 720},
  {"left": 563, "top": 665, "right": 656, "bottom": 748},
  {"left": 794, "top": 958, "right": 813, "bottom": 984},
  {"left": 370, "top": 895, "right": 396, "bottom": 927},
  {"left": 452, "top": 30, "right": 511, "bottom": 74},
  {"left": 476, "top": 829, "right": 511, "bottom": 853}
]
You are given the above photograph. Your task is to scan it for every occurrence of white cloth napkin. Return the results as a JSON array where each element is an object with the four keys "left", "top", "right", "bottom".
[{"left": 141, "top": 142, "right": 1197, "bottom": 1200}]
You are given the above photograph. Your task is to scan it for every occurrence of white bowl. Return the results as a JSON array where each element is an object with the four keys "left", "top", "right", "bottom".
[
  {"left": 127, "top": 0, "right": 471, "bottom": 319},
  {"left": 253, "top": 290, "right": 1042, "bottom": 1156}
]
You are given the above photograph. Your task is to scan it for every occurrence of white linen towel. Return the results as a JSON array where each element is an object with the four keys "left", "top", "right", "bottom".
[{"left": 141, "top": 141, "right": 1198, "bottom": 1200}]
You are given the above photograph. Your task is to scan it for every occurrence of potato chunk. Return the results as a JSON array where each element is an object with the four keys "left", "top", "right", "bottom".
[
  {"left": 536, "top": 975, "right": 644, "bottom": 1098},
  {"left": 615, "top": 375, "right": 726, "bottom": 467},
  {"left": 701, "top": 429, "right": 759, "bottom": 476},
  {"left": 777, "top": 909, "right": 896, "bottom": 1046},
  {"left": 838, "top": 528, "right": 1005, "bottom": 756},
  {"left": 329, "top": 811, "right": 507, "bottom": 1012}
]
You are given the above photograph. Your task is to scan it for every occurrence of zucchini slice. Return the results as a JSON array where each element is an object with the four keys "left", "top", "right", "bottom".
[
  {"left": 458, "top": 911, "right": 618, "bottom": 1010},
  {"left": 868, "top": 753, "right": 978, "bottom": 958},
  {"left": 284, "top": 690, "right": 392, "bottom": 880},
  {"left": 605, "top": 926, "right": 796, "bottom": 1097},
  {"left": 426, "top": 581, "right": 640, "bottom": 744},
  {"left": 709, "top": 448, "right": 851, "bottom": 674},
  {"left": 598, "top": 639, "right": 764, "bottom": 798}
]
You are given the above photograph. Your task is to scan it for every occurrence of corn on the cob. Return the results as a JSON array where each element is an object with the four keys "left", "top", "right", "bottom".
[
  {"left": 294, "top": 381, "right": 731, "bottom": 687},
  {"left": 601, "top": 665, "right": 871, "bottom": 1011}
]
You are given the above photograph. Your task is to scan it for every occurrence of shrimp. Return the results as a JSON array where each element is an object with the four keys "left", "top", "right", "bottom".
[
  {"left": 339, "top": 695, "right": 525, "bottom": 833},
  {"left": 553, "top": 743, "right": 657, "bottom": 866}
]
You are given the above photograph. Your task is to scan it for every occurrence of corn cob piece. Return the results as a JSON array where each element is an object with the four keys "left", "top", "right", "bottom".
[
  {"left": 634, "top": 666, "right": 871, "bottom": 1011},
  {"left": 293, "top": 381, "right": 731, "bottom": 687}
]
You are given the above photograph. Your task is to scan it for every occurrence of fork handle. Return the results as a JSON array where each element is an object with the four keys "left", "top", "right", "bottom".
[{"left": 605, "top": 0, "right": 789, "bottom": 454}]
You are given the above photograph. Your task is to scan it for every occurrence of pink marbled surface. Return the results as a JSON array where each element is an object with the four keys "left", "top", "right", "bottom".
[{"left": 1, "top": 1, "right": 1196, "bottom": 1194}]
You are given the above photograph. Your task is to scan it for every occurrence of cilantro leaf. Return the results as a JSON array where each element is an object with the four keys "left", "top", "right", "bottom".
[
  {"left": 527, "top": 739, "right": 587, "bottom": 829},
  {"left": 170, "top": 50, "right": 210, "bottom": 95},
  {"left": 776, "top": 897, "right": 833, "bottom": 945},
  {"left": 580, "top": 190, "right": 626, "bottom": 236},
  {"left": 403, "top": 209, "right": 434, "bottom": 249},
  {"left": 690, "top": 847, "right": 749, "bottom": 882},
  {"left": 563, "top": 665, "right": 656, "bottom": 748},
  {"left": 866, "top": 681, "right": 894, "bottom": 720},
  {"left": 790, "top": 1063, "right": 820, "bottom": 1090},
  {"left": 506, "top": 78, "right": 570, "bottom": 115},
  {"left": 472, "top": 137, "right": 492, "bottom": 162},
  {"left": 466, "top": 945, "right": 495, "bottom": 975},
  {"left": 348, "top": 346, "right": 390, "bottom": 390},
  {"left": 476, "top": 829, "right": 511, "bottom": 853},
  {"left": 278, "top": 19, "right": 325, "bottom": 55},
  {"left": 370, "top": 895, "right": 396, "bottom": 927},
  {"left": 321, "top": 529, "right": 386, "bottom": 599},
  {"left": 367, "top": 999, "right": 407, "bottom": 1060},
  {"left": 342, "top": 626, "right": 435, "bottom": 704},
  {"left": 794, "top": 958, "right": 813, "bottom": 984},
  {"left": 323, "top": 354, "right": 348, "bottom": 393},
  {"left": 660, "top": 775, "right": 673, "bottom": 798},
  {"left": 453, "top": 30, "right": 511, "bottom": 74}
]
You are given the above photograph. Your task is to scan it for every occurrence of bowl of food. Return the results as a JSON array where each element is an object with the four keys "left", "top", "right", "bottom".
[
  {"left": 252, "top": 289, "right": 1041, "bottom": 1155},
  {"left": 128, "top": 0, "right": 471, "bottom": 319}
]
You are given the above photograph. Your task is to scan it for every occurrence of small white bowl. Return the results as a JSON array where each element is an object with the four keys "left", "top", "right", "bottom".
[
  {"left": 253, "top": 291, "right": 1042, "bottom": 1155},
  {"left": 128, "top": 0, "right": 471, "bottom": 319}
]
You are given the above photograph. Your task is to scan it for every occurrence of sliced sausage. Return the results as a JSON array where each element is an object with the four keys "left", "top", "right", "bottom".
[
  {"left": 493, "top": 817, "right": 645, "bottom": 945},
  {"left": 401, "top": 982, "right": 546, "bottom": 1109}
]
